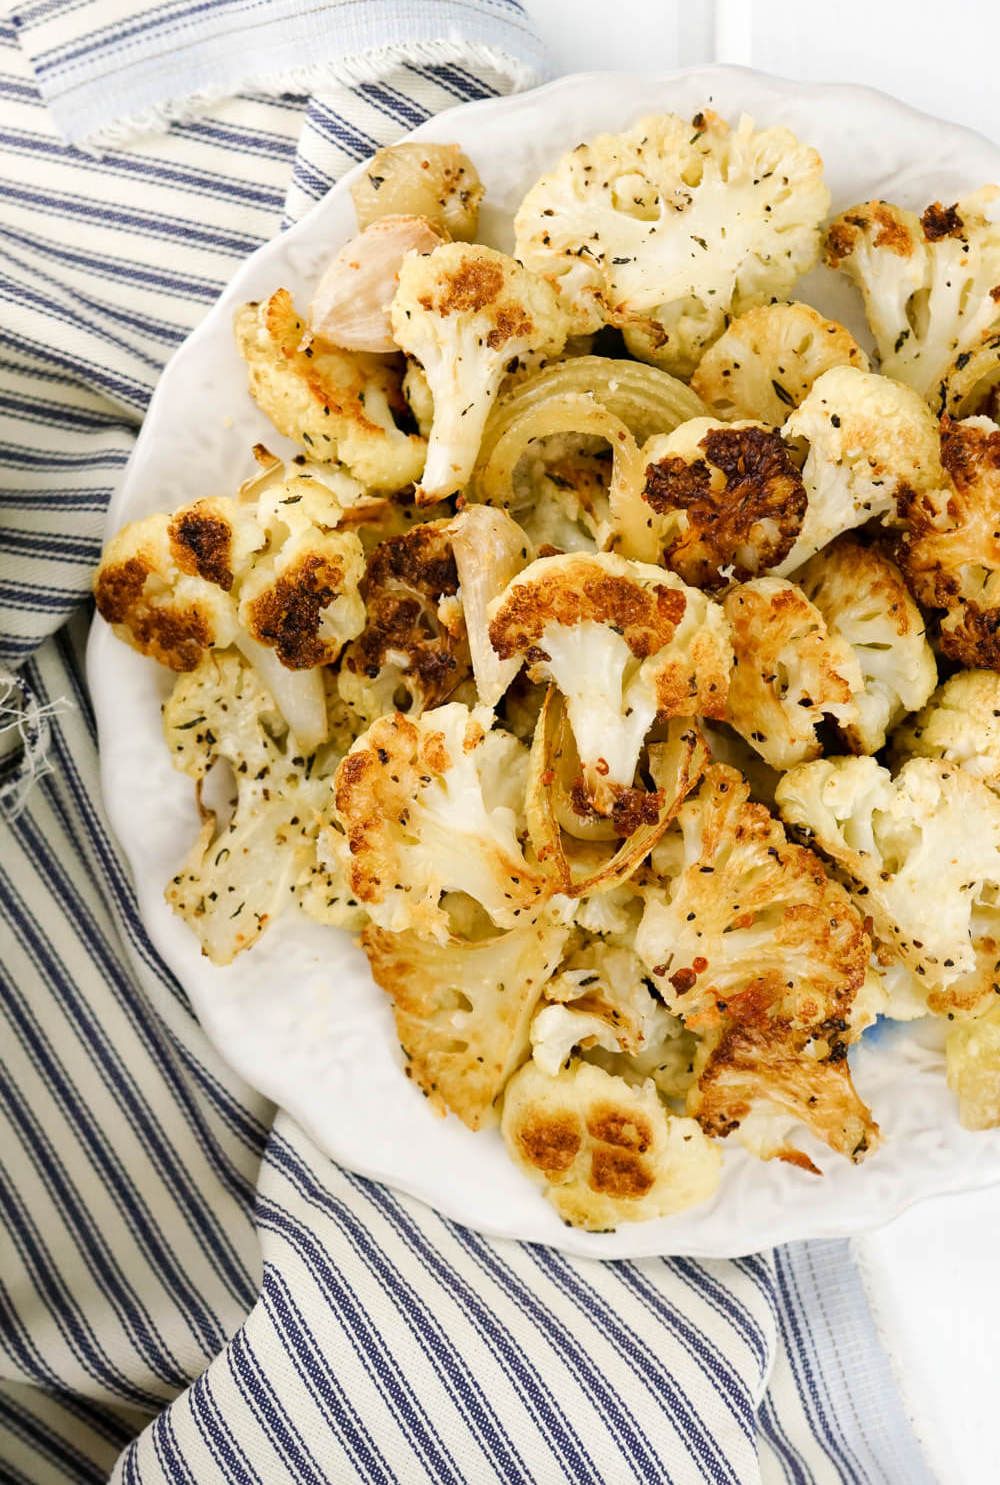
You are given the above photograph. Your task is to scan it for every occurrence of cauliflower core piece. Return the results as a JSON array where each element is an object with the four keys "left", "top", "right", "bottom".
[
  {"left": 640, "top": 419, "right": 807, "bottom": 587},
  {"left": 797, "top": 538, "right": 936, "bottom": 754},
  {"left": 636, "top": 766, "right": 876, "bottom": 1162},
  {"left": 339, "top": 520, "right": 471, "bottom": 723},
  {"left": 775, "top": 365, "right": 946, "bottom": 575},
  {"left": 501, "top": 1059, "right": 720, "bottom": 1230},
  {"left": 691, "top": 301, "right": 869, "bottom": 425},
  {"left": 235, "top": 288, "right": 426, "bottom": 490},
  {"left": 514, "top": 109, "right": 829, "bottom": 377},
  {"left": 163, "top": 651, "right": 334, "bottom": 963},
  {"left": 362, "top": 917, "right": 570, "bottom": 1130},
  {"left": 391, "top": 243, "right": 568, "bottom": 501},
  {"left": 776, "top": 756, "right": 1000, "bottom": 1013},
  {"left": 723, "top": 577, "right": 862, "bottom": 771},
  {"left": 890, "top": 670, "right": 1000, "bottom": 786},
  {"left": 332, "top": 703, "right": 551, "bottom": 941},
  {"left": 351, "top": 143, "right": 484, "bottom": 241},
  {"left": 897, "top": 416, "right": 1000, "bottom": 666},
  {"left": 488, "top": 552, "right": 732, "bottom": 814},
  {"left": 825, "top": 191, "right": 1000, "bottom": 405}
]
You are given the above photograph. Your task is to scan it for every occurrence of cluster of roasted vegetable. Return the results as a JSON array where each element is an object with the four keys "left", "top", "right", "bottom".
[{"left": 96, "top": 112, "right": 1000, "bottom": 1228}]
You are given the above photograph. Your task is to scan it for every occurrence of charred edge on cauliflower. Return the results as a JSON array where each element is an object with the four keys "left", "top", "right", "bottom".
[
  {"left": 921, "top": 202, "right": 966, "bottom": 242},
  {"left": 643, "top": 425, "right": 807, "bottom": 586},
  {"left": 244, "top": 551, "right": 347, "bottom": 669},
  {"left": 826, "top": 203, "right": 914, "bottom": 262},
  {"left": 489, "top": 565, "right": 686, "bottom": 663},
  {"left": 342, "top": 523, "right": 468, "bottom": 708},
  {"left": 94, "top": 556, "right": 214, "bottom": 672},
  {"left": 568, "top": 778, "right": 664, "bottom": 837},
  {"left": 169, "top": 508, "right": 235, "bottom": 591}
]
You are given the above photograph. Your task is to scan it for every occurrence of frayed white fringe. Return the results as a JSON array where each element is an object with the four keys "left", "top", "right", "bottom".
[
  {"left": 83, "top": 40, "right": 541, "bottom": 150},
  {"left": 0, "top": 666, "right": 70, "bottom": 823}
]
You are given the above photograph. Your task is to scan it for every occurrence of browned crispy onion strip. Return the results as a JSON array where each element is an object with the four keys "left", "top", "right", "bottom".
[{"left": 526, "top": 688, "right": 708, "bottom": 896}]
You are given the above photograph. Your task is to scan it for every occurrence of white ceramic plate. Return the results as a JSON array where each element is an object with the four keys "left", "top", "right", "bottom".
[{"left": 89, "top": 67, "right": 1000, "bottom": 1258}]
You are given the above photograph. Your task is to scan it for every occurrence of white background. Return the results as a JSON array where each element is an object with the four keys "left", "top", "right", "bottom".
[{"left": 521, "top": 3, "right": 998, "bottom": 1481}]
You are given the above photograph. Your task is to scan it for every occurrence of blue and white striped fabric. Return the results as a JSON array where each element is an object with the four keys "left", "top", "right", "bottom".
[{"left": 0, "top": 5, "right": 934, "bottom": 1480}]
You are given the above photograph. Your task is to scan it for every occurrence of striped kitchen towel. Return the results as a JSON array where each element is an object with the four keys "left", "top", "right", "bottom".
[{"left": 0, "top": 3, "right": 934, "bottom": 1480}]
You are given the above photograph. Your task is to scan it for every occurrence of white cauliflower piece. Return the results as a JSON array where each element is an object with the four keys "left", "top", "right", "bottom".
[
  {"left": 530, "top": 940, "right": 671, "bottom": 1075},
  {"left": 390, "top": 243, "right": 568, "bottom": 500},
  {"left": 775, "top": 365, "right": 946, "bottom": 574},
  {"left": 361, "top": 916, "right": 570, "bottom": 1129},
  {"left": 691, "top": 301, "right": 869, "bottom": 424},
  {"left": 896, "top": 415, "right": 1000, "bottom": 667},
  {"left": 332, "top": 703, "right": 552, "bottom": 942},
  {"left": 514, "top": 109, "right": 829, "bottom": 377},
  {"left": 234, "top": 288, "right": 426, "bottom": 490},
  {"left": 889, "top": 670, "right": 1000, "bottom": 786},
  {"left": 722, "top": 576, "right": 862, "bottom": 771},
  {"left": 826, "top": 191, "right": 1000, "bottom": 405},
  {"left": 797, "top": 537, "right": 937, "bottom": 754},
  {"left": 636, "top": 766, "right": 876, "bottom": 1162},
  {"left": 776, "top": 755, "right": 1000, "bottom": 1008},
  {"left": 638, "top": 420, "right": 808, "bottom": 587},
  {"left": 501, "top": 1058, "right": 720, "bottom": 1230},
  {"left": 162, "top": 651, "right": 335, "bottom": 963},
  {"left": 488, "top": 552, "right": 732, "bottom": 814}
]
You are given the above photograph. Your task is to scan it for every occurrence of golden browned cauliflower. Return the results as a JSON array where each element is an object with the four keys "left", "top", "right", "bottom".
[
  {"left": 162, "top": 650, "right": 336, "bottom": 963},
  {"left": 332, "top": 702, "right": 552, "bottom": 941},
  {"left": 723, "top": 577, "right": 862, "bottom": 771},
  {"left": 825, "top": 191, "right": 1000, "bottom": 407},
  {"left": 691, "top": 302, "right": 869, "bottom": 425},
  {"left": 501, "top": 1058, "right": 721, "bottom": 1229},
  {"left": 338, "top": 520, "right": 471, "bottom": 723},
  {"left": 776, "top": 755, "right": 1000, "bottom": 1017},
  {"left": 797, "top": 537, "right": 937, "bottom": 754},
  {"left": 351, "top": 142, "right": 484, "bottom": 240},
  {"left": 639, "top": 420, "right": 808, "bottom": 588},
  {"left": 896, "top": 415, "right": 1000, "bottom": 666},
  {"left": 514, "top": 110, "right": 829, "bottom": 377},
  {"left": 889, "top": 669, "right": 1000, "bottom": 786},
  {"left": 488, "top": 552, "right": 732, "bottom": 814},
  {"left": 636, "top": 766, "right": 877, "bottom": 1163},
  {"left": 390, "top": 243, "right": 568, "bottom": 500},
  {"left": 234, "top": 288, "right": 426, "bottom": 490},
  {"left": 362, "top": 917, "right": 570, "bottom": 1130}
]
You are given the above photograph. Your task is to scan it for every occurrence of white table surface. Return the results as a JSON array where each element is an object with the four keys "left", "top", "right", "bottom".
[{"left": 521, "top": 3, "right": 1000, "bottom": 1480}]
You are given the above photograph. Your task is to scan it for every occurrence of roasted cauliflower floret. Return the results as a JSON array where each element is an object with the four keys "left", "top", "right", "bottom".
[
  {"left": 238, "top": 525, "right": 365, "bottom": 671},
  {"left": 514, "top": 109, "right": 829, "bottom": 377},
  {"left": 889, "top": 670, "right": 1000, "bottom": 786},
  {"left": 351, "top": 142, "right": 484, "bottom": 240},
  {"left": 636, "top": 766, "right": 877, "bottom": 1162},
  {"left": 95, "top": 499, "right": 254, "bottom": 670},
  {"left": 339, "top": 520, "right": 470, "bottom": 723},
  {"left": 488, "top": 552, "right": 732, "bottom": 814},
  {"left": 501, "top": 1058, "right": 721, "bottom": 1230},
  {"left": 163, "top": 651, "right": 335, "bottom": 963},
  {"left": 362, "top": 917, "right": 570, "bottom": 1130},
  {"left": 235, "top": 288, "right": 426, "bottom": 490},
  {"left": 776, "top": 756, "right": 1000, "bottom": 1013},
  {"left": 723, "top": 577, "right": 862, "bottom": 771},
  {"left": 530, "top": 939, "right": 677, "bottom": 1076},
  {"left": 390, "top": 243, "right": 568, "bottom": 500},
  {"left": 946, "top": 1001, "right": 1000, "bottom": 1130},
  {"left": 332, "top": 703, "right": 551, "bottom": 941},
  {"left": 638, "top": 420, "right": 807, "bottom": 587},
  {"left": 690, "top": 302, "right": 869, "bottom": 424},
  {"left": 797, "top": 537, "right": 937, "bottom": 754},
  {"left": 896, "top": 415, "right": 1000, "bottom": 666},
  {"left": 776, "top": 365, "right": 946, "bottom": 574},
  {"left": 826, "top": 191, "right": 1000, "bottom": 406}
]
